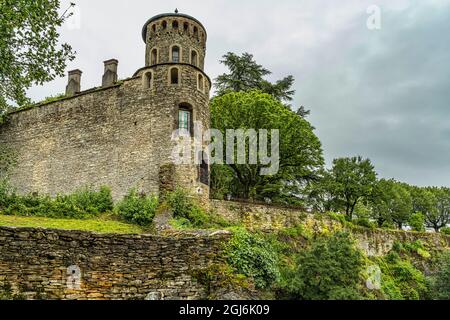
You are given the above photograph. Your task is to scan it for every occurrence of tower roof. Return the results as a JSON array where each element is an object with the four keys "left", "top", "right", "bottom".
[{"left": 141, "top": 12, "right": 207, "bottom": 42}]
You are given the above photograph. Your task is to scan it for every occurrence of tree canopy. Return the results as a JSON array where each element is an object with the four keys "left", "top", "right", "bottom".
[
  {"left": 210, "top": 90, "right": 323, "bottom": 203},
  {"left": 0, "top": 0, "right": 75, "bottom": 111},
  {"left": 215, "top": 52, "right": 298, "bottom": 106}
]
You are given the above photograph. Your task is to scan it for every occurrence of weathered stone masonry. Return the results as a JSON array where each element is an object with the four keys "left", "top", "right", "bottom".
[
  {"left": 0, "top": 12, "right": 211, "bottom": 202},
  {"left": 0, "top": 226, "right": 230, "bottom": 300}
]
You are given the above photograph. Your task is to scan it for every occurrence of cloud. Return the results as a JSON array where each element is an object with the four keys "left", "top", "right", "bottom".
[{"left": 26, "top": 0, "right": 450, "bottom": 187}]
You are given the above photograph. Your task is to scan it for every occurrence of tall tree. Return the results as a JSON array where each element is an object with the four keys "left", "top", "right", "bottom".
[
  {"left": 214, "top": 52, "right": 298, "bottom": 106},
  {"left": 427, "top": 187, "right": 450, "bottom": 232},
  {"left": 328, "top": 156, "right": 377, "bottom": 220},
  {"left": 210, "top": 91, "right": 323, "bottom": 202},
  {"left": 371, "top": 179, "right": 413, "bottom": 229},
  {"left": 0, "top": 0, "right": 76, "bottom": 110}
]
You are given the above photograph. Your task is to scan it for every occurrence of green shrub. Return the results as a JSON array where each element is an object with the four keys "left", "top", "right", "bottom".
[
  {"left": 326, "top": 212, "right": 348, "bottom": 225},
  {"left": 409, "top": 212, "right": 425, "bottom": 232},
  {"left": 166, "top": 188, "right": 230, "bottom": 229},
  {"left": 354, "top": 217, "right": 376, "bottom": 229},
  {"left": 1, "top": 186, "right": 113, "bottom": 219},
  {"left": 377, "top": 251, "right": 428, "bottom": 300},
  {"left": 225, "top": 228, "right": 280, "bottom": 289},
  {"left": 167, "top": 188, "right": 194, "bottom": 220},
  {"left": 440, "top": 227, "right": 450, "bottom": 236},
  {"left": 115, "top": 189, "right": 158, "bottom": 226},
  {"left": 428, "top": 251, "right": 450, "bottom": 300},
  {"left": 284, "top": 232, "right": 365, "bottom": 300}
]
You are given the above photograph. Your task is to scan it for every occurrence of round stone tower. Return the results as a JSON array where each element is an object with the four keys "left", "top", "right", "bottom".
[{"left": 137, "top": 11, "right": 211, "bottom": 202}]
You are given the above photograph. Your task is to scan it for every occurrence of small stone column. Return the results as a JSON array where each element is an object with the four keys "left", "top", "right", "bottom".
[
  {"left": 102, "top": 59, "right": 118, "bottom": 87},
  {"left": 65, "top": 69, "right": 82, "bottom": 96}
]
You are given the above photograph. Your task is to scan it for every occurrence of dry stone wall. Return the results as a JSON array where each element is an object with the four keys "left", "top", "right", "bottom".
[
  {"left": 0, "top": 226, "right": 230, "bottom": 300},
  {"left": 211, "top": 200, "right": 450, "bottom": 256}
]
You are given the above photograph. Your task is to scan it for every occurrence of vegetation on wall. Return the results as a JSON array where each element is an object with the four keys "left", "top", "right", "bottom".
[{"left": 221, "top": 223, "right": 449, "bottom": 300}]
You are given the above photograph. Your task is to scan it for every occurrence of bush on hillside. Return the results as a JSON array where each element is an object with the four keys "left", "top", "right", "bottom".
[
  {"left": 225, "top": 228, "right": 280, "bottom": 289},
  {"left": 0, "top": 186, "right": 113, "bottom": 219},
  {"left": 115, "top": 189, "right": 158, "bottom": 226},
  {"left": 284, "top": 232, "right": 365, "bottom": 300}
]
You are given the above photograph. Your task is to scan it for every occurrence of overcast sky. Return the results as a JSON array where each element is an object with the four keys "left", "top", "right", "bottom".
[{"left": 26, "top": 0, "right": 450, "bottom": 187}]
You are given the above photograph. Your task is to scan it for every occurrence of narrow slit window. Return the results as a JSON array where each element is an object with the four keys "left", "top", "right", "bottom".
[
  {"left": 198, "top": 74, "right": 204, "bottom": 92},
  {"left": 172, "top": 46, "right": 180, "bottom": 63},
  {"left": 151, "top": 49, "right": 158, "bottom": 65},
  {"left": 170, "top": 68, "right": 179, "bottom": 84},
  {"left": 193, "top": 26, "right": 198, "bottom": 39},
  {"left": 172, "top": 20, "right": 179, "bottom": 29},
  {"left": 199, "top": 154, "right": 209, "bottom": 185},
  {"left": 144, "top": 72, "right": 153, "bottom": 89},
  {"left": 191, "top": 50, "right": 198, "bottom": 67}
]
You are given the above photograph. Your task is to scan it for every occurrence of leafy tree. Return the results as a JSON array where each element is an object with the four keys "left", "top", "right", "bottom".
[
  {"left": 0, "top": 0, "right": 76, "bottom": 110},
  {"left": 409, "top": 186, "right": 436, "bottom": 219},
  {"left": 409, "top": 186, "right": 450, "bottom": 232},
  {"left": 371, "top": 179, "right": 413, "bottom": 229},
  {"left": 210, "top": 91, "right": 323, "bottom": 202},
  {"left": 306, "top": 169, "right": 338, "bottom": 213},
  {"left": 327, "top": 156, "right": 377, "bottom": 220},
  {"left": 426, "top": 187, "right": 450, "bottom": 232},
  {"left": 286, "top": 232, "right": 365, "bottom": 300},
  {"left": 408, "top": 212, "right": 426, "bottom": 232}
]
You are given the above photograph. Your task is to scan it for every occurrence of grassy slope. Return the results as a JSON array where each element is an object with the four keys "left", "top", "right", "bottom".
[{"left": 0, "top": 215, "right": 145, "bottom": 234}]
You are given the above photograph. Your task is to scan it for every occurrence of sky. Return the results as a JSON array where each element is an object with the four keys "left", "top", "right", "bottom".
[{"left": 26, "top": 0, "right": 450, "bottom": 187}]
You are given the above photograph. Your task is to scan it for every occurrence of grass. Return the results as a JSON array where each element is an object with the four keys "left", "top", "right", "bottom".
[{"left": 0, "top": 214, "right": 147, "bottom": 234}]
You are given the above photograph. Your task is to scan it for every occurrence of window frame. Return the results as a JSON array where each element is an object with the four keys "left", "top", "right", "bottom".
[
  {"left": 177, "top": 104, "right": 194, "bottom": 136},
  {"left": 150, "top": 47, "right": 158, "bottom": 65},
  {"left": 169, "top": 67, "right": 180, "bottom": 85},
  {"left": 197, "top": 73, "right": 204, "bottom": 93},
  {"left": 190, "top": 49, "right": 199, "bottom": 67},
  {"left": 143, "top": 71, "right": 154, "bottom": 89},
  {"left": 170, "top": 45, "right": 182, "bottom": 63}
]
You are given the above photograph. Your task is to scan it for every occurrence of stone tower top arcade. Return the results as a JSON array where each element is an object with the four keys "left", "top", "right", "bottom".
[{"left": 142, "top": 12, "right": 207, "bottom": 70}]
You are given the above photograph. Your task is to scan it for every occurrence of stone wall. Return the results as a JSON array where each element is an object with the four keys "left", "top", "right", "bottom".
[
  {"left": 210, "top": 200, "right": 450, "bottom": 256},
  {"left": 0, "top": 62, "right": 210, "bottom": 201},
  {"left": 0, "top": 13, "right": 212, "bottom": 202},
  {"left": 0, "top": 226, "right": 230, "bottom": 300}
]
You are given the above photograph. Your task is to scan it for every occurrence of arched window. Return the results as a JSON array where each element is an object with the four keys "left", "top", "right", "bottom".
[
  {"left": 143, "top": 71, "right": 153, "bottom": 89},
  {"left": 171, "top": 46, "right": 180, "bottom": 63},
  {"left": 150, "top": 48, "right": 158, "bottom": 65},
  {"left": 193, "top": 26, "right": 198, "bottom": 39},
  {"left": 183, "top": 22, "right": 189, "bottom": 32},
  {"left": 198, "top": 74, "right": 204, "bottom": 92},
  {"left": 191, "top": 50, "right": 198, "bottom": 67},
  {"left": 170, "top": 67, "right": 179, "bottom": 84},
  {"left": 172, "top": 20, "right": 179, "bottom": 29},
  {"left": 162, "top": 20, "right": 167, "bottom": 29},
  {"left": 178, "top": 103, "right": 193, "bottom": 135},
  {"left": 151, "top": 24, "right": 156, "bottom": 33}
]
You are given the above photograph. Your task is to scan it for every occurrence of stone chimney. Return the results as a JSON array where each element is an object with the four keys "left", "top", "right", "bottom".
[
  {"left": 65, "top": 69, "right": 82, "bottom": 96},
  {"left": 102, "top": 59, "right": 118, "bottom": 87}
]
